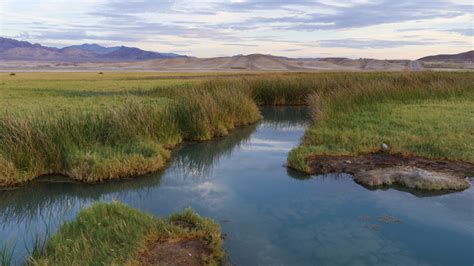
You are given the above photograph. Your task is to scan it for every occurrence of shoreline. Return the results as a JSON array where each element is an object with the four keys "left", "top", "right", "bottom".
[
  {"left": 300, "top": 152, "right": 473, "bottom": 192},
  {"left": 0, "top": 118, "right": 261, "bottom": 189},
  {"left": 306, "top": 152, "right": 474, "bottom": 177}
]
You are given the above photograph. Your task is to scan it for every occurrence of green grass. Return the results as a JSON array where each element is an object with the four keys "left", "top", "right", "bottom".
[
  {"left": 287, "top": 72, "right": 474, "bottom": 172},
  {"left": 0, "top": 240, "right": 15, "bottom": 266},
  {"left": 0, "top": 87, "right": 260, "bottom": 186},
  {"left": 29, "top": 201, "right": 224, "bottom": 265},
  {"left": 1, "top": 71, "right": 473, "bottom": 184}
]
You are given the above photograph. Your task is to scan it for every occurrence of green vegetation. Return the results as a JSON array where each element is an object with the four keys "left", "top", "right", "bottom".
[
  {"left": 288, "top": 72, "right": 474, "bottom": 172},
  {"left": 1, "top": 71, "right": 473, "bottom": 185},
  {"left": 0, "top": 86, "right": 259, "bottom": 186},
  {"left": 29, "top": 201, "right": 224, "bottom": 265},
  {"left": 0, "top": 241, "right": 15, "bottom": 266}
]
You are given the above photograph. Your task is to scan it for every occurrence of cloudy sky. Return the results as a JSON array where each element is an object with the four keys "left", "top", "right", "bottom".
[{"left": 0, "top": 0, "right": 472, "bottom": 59}]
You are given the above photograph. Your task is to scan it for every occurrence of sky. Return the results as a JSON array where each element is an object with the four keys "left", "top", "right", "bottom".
[{"left": 0, "top": 0, "right": 472, "bottom": 59}]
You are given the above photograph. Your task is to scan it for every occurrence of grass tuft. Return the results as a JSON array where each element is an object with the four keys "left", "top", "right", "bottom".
[
  {"left": 0, "top": 241, "right": 15, "bottom": 266},
  {"left": 29, "top": 202, "right": 224, "bottom": 265}
]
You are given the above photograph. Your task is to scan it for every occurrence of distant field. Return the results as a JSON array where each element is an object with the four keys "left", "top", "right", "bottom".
[
  {"left": 1, "top": 71, "right": 473, "bottom": 186},
  {"left": 0, "top": 72, "right": 256, "bottom": 112}
]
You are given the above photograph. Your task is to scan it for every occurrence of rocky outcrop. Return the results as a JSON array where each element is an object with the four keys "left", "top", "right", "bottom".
[
  {"left": 306, "top": 152, "right": 473, "bottom": 193},
  {"left": 353, "top": 166, "right": 470, "bottom": 191}
]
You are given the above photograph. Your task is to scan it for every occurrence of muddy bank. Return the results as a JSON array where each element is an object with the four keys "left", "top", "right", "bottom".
[
  {"left": 138, "top": 238, "right": 212, "bottom": 266},
  {"left": 138, "top": 216, "right": 224, "bottom": 266},
  {"left": 306, "top": 152, "right": 473, "bottom": 192}
]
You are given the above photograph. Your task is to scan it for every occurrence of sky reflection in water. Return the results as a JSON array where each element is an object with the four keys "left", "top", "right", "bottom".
[{"left": 0, "top": 107, "right": 472, "bottom": 265}]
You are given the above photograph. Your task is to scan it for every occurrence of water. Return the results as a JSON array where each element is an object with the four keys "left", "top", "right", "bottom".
[{"left": 1, "top": 107, "right": 473, "bottom": 265}]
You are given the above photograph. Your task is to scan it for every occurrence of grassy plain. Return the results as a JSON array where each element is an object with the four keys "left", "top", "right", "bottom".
[
  {"left": 29, "top": 201, "right": 224, "bottom": 265},
  {"left": 1, "top": 71, "right": 473, "bottom": 184}
]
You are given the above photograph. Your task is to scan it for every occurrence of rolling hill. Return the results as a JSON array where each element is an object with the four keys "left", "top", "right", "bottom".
[{"left": 419, "top": 51, "right": 474, "bottom": 62}]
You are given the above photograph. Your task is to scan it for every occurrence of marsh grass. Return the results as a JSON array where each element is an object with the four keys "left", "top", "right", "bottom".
[
  {"left": 27, "top": 233, "right": 49, "bottom": 262},
  {"left": 0, "top": 240, "right": 15, "bottom": 266},
  {"left": 1, "top": 71, "right": 472, "bottom": 183},
  {"left": 287, "top": 72, "right": 474, "bottom": 172},
  {"left": 29, "top": 201, "right": 224, "bottom": 265},
  {"left": 0, "top": 87, "right": 260, "bottom": 186}
]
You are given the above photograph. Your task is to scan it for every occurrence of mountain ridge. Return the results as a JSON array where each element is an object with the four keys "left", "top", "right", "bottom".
[
  {"left": 0, "top": 37, "right": 472, "bottom": 71},
  {"left": 66, "top": 43, "right": 121, "bottom": 55},
  {"left": 0, "top": 37, "right": 185, "bottom": 61}
]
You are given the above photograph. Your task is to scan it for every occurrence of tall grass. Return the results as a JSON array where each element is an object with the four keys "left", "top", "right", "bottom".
[
  {"left": 194, "top": 72, "right": 473, "bottom": 105},
  {"left": 306, "top": 72, "right": 472, "bottom": 122},
  {"left": 1, "top": 71, "right": 473, "bottom": 184},
  {"left": 0, "top": 88, "right": 260, "bottom": 186},
  {"left": 0, "top": 241, "right": 15, "bottom": 266}
]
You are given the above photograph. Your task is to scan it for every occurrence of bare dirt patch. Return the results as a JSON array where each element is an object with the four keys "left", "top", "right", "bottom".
[
  {"left": 306, "top": 152, "right": 474, "bottom": 177},
  {"left": 306, "top": 152, "right": 473, "bottom": 193},
  {"left": 138, "top": 238, "right": 211, "bottom": 266}
]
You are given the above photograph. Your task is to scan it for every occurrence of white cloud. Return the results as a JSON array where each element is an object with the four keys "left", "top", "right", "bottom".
[{"left": 0, "top": 0, "right": 472, "bottom": 58}]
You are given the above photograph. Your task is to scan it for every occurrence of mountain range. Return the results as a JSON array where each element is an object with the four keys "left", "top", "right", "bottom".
[
  {"left": 0, "top": 37, "right": 185, "bottom": 61},
  {"left": 0, "top": 37, "right": 472, "bottom": 71}
]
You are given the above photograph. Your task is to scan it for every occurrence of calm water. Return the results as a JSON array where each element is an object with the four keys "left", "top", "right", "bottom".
[{"left": 1, "top": 107, "right": 473, "bottom": 266}]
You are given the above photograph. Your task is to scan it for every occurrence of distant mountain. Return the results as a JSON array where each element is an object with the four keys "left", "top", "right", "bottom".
[
  {"left": 98, "top": 46, "right": 184, "bottom": 60},
  {"left": 59, "top": 47, "right": 97, "bottom": 58},
  {"left": 64, "top": 43, "right": 121, "bottom": 55},
  {"left": 1, "top": 37, "right": 472, "bottom": 71},
  {"left": 0, "top": 37, "right": 43, "bottom": 50},
  {"left": 419, "top": 50, "right": 474, "bottom": 62},
  {"left": 0, "top": 37, "right": 186, "bottom": 61}
]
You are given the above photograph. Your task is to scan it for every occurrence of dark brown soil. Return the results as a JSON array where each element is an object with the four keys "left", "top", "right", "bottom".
[
  {"left": 138, "top": 238, "right": 210, "bottom": 266},
  {"left": 306, "top": 152, "right": 474, "bottom": 177}
]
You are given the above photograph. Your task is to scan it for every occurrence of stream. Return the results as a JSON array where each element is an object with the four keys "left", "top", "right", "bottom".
[{"left": 0, "top": 107, "right": 473, "bottom": 265}]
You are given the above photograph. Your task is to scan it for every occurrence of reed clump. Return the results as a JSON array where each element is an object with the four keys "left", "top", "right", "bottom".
[{"left": 0, "top": 88, "right": 260, "bottom": 186}]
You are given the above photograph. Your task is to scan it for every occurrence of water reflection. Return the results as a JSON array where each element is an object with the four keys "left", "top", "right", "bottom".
[
  {"left": 172, "top": 124, "right": 256, "bottom": 179},
  {"left": 259, "top": 106, "right": 310, "bottom": 128},
  {"left": 357, "top": 182, "right": 470, "bottom": 198},
  {"left": 0, "top": 117, "right": 264, "bottom": 226}
]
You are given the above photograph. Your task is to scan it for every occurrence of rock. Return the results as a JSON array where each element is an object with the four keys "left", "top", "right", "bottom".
[{"left": 353, "top": 166, "right": 470, "bottom": 191}]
